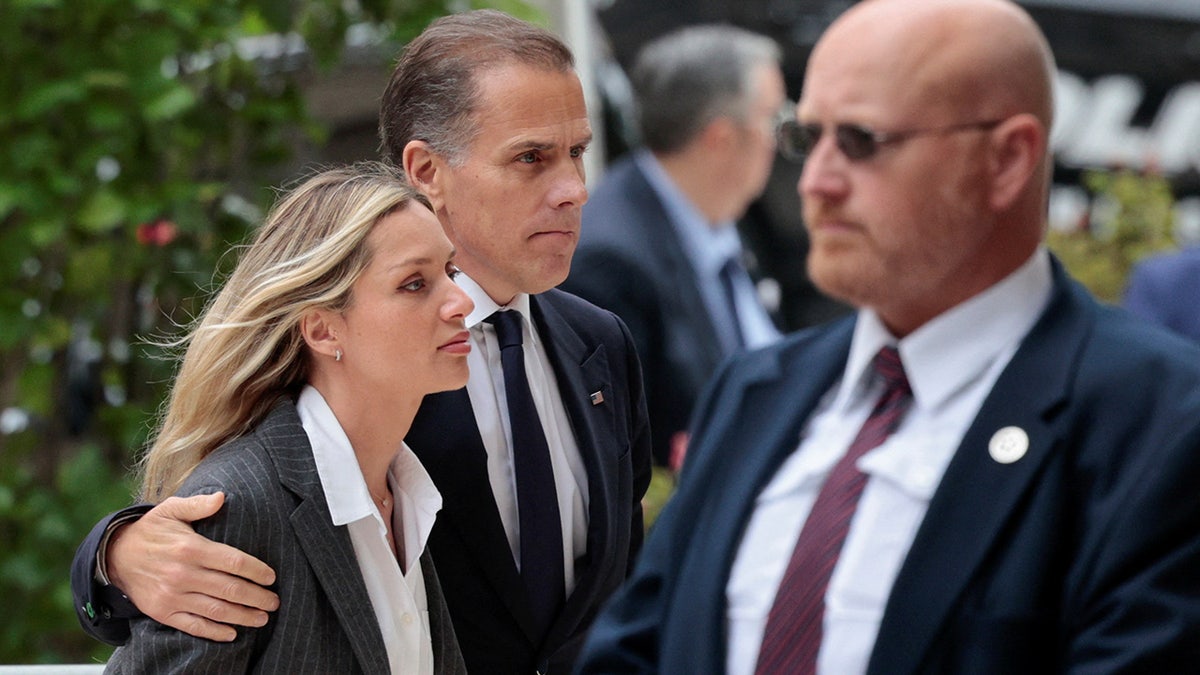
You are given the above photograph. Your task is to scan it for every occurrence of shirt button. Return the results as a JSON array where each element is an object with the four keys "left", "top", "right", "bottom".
[{"left": 401, "top": 613, "right": 414, "bottom": 626}]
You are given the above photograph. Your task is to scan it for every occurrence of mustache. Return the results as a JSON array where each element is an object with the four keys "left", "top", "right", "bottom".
[{"left": 803, "top": 204, "right": 857, "bottom": 229}]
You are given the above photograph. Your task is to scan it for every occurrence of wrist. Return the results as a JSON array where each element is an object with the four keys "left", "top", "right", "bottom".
[{"left": 95, "top": 511, "right": 143, "bottom": 588}]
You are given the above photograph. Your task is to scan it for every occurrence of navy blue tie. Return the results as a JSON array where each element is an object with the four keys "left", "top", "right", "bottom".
[
  {"left": 719, "top": 256, "right": 748, "bottom": 349},
  {"left": 487, "top": 310, "right": 565, "bottom": 639}
]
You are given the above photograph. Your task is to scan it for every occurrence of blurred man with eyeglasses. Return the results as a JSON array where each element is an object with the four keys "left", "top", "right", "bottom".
[
  {"left": 577, "top": 0, "right": 1200, "bottom": 673},
  {"left": 563, "top": 24, "right": 784, "bottom": 469}
]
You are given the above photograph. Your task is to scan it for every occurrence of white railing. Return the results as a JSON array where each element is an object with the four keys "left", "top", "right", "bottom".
[{"left": 0, "top": 662, "right": 104, "bottom": 667}]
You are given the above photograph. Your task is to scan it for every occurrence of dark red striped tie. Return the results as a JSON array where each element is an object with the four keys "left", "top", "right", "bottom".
[{"left": 754, "top": 346, "right": 912, "bottom": 674}]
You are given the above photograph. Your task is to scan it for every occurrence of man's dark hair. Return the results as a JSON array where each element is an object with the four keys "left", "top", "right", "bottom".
[{"left": 379, "top": 9, "right": 575, "bottom": 166}]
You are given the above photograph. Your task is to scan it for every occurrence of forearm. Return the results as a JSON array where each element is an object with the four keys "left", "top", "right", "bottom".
[{"left": 70, "top": 504, "right": 152, "bottom": 645}]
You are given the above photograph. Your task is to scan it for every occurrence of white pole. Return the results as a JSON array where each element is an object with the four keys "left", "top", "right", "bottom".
[{"left": 530, "top": 0, "right": 608, "bottom": 184}]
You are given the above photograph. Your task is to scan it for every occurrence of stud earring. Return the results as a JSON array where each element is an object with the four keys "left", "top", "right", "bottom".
[{"left": 334, "top": 349, "right": 343, "bottom": 362}]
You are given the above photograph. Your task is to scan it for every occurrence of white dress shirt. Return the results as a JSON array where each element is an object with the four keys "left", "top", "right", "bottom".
[
  {"left": 298, "top": 385, "right": 442, "bottom": 675},
  {"left": 635, "top": 150, "right": 780, "bottom": 351},
  {"left": 725, "top": 248, "right": 1054, "bottom": 675},
  {"left": 457, "top": 273, "right": 589, "bottom": 594}
]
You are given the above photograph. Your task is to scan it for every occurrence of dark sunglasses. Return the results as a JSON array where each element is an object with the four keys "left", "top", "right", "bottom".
[{"left": 777, "top": 118, "right": 1004, "bottom": 162}]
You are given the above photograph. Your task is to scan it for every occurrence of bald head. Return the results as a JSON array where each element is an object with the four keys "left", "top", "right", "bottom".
[{"left": 814, "top": 0, "right": 1055, "bottom": 128}]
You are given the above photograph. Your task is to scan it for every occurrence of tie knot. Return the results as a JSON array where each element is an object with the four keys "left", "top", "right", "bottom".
[
  {"left": 874, "top": 346, "right": 910, "bottom": 395},
  {"left": 486, "top": 310, "right": 524, "bottom": 350}
]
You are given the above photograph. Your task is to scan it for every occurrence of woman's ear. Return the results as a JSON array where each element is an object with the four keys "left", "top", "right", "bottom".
[
  {"left": 300, "top": 309, "right": 342, "bottom": 361},
  {"left": 403, "top": 140, "right": 446, "bottom": 211},
  {"left": 987, "top": 113, "right": 1046, "bottom": 211}
]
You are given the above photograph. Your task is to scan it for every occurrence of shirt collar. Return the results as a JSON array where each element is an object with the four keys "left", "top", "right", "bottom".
[
  {"left": 836, "top": 247, "right": 1053, "bottom": 412},
  {"left": 458, "top": 272, "right": 533, "bottom": 329},
  {"left": 297, "top": 385, "right": 443, "bottom": 571},
  {"left": 634, "top": 150, "right": 742, "bottom": 276}
]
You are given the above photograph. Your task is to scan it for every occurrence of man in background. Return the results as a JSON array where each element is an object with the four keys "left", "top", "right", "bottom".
[
  {"left": 564, "top": 25, "right": 784, "bottom": 467},
  {"left": 1123, "top": 244, "right": 1200, "bottom": 342}
]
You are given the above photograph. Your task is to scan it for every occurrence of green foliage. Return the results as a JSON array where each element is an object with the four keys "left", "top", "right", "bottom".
[
  {"left": 2, "top": 446, "right": 136, "bottom": 665},
  {"left": 1047, "top": 169, "right": 1177, "bottom": 302},
  {"left": 642, "top": 466, "right": 676, "bottom": 529},
  {"left": 1, "top": 0, "right": 532, "bottom": 664}
]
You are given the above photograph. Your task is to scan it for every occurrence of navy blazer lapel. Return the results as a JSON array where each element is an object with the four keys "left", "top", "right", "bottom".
[
  {"left": 676, "top": 320, "right": 854, "bottom": 669},
  {"left": 528, "top": 292, "right": 620, "bottom": 645},
  {"left": 868, "top": 265, "right": 1090, "bottom": 675},
  {"left": 263, "top": 412, "right": 390, "bottom": 675},
  {"left": 419, "top": 548, "right": 467, "bottom": 675},
  {"left": 407, "top": 388, "right": 534, "bottom": 636}
]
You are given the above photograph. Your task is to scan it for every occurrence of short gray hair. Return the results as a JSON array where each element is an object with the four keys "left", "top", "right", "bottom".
[{"left": 632, "top": 24, "right": 781, "bottom": 154}]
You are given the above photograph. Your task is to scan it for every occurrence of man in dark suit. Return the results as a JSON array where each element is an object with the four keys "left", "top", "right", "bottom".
[
  {"left": 1123, "top": 244, "right": 1200, "bottom": 343},
  {"left": 72, "top": 11, "right": 652, "bottom": 675},
  {"left": 577, "top": 1, "right": 1200, "bottom": 673},
  {"left": 563, "top": 25, "right": 784, "bottom": 467}
]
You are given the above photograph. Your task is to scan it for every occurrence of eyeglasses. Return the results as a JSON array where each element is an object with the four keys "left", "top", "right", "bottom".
[{"left": 777, "top": 118, "right": 1004, "bottom": 162}]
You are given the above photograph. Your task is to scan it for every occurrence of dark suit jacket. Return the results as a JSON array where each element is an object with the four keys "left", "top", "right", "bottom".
[
  {"left": 577, "top": 261, "right": 1200, "bottom": 674},
  {"left": 407, "top": 288, "right": 653, "bottom": 674},
  {"left": 88, "top": 401, "right": 466, "bottom": 674},
  {"left": 563, "top": 156, "right": 730, "bottom": 464},
  {"left": 1123, "top": 245, "right": 1200, "bottom": 343}
]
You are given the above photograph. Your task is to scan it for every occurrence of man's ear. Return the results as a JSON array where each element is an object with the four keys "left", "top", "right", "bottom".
[
  {"left": 988, "top": 113, "right": 1045, "bottom": 211},
  {"left": 299, "top": 309, "right": 341, "bottom": 361},
  {"left": 403, "top": 140, "right": 446, "bottom": 210},
  {"left": 700, "top": 116, "right": 739, "bottom": 153}
]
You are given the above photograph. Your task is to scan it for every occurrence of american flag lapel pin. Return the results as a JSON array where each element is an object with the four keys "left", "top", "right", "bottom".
[{"left": 590, "top": 390, "right": 604, "bottom": 406}]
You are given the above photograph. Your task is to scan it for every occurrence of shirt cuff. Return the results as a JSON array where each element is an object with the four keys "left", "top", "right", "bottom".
[{"left": 94, "top": 511, "right": 146, "bottom": 586}]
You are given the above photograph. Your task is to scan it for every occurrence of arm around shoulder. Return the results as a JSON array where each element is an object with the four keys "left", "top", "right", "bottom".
[{"left": 104, "top": 479, "right": 276, "bottom": 672}]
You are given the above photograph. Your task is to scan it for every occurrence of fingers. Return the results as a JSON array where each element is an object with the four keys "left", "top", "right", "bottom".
[
  {"left": 132, "top": 563, "right": 278, "bottom": 631},
  {"left": 156, "top": 492, "right": 226, "bottom": 523},
  {"left": 168, "top": 579, "right": 276, "bottom": 631},
  {"left": 150, "top": 494, "right": 276, "bottom": 587},
  {"left": 202, "top": 539, "right": 277, "bottom": 589},
  {"left": 159, "top": 609, "right": 240, "bottom": 643},
  {"left": 190, "top": 552, "right": 280, "bottom": 611}
]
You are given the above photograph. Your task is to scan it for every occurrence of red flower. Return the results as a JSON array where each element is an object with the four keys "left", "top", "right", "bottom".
[{"left": 136, "top": 219, "right": 178, "bottom": 247}]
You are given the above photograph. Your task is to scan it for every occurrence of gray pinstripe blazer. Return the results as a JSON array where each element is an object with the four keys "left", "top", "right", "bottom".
[{"left": 104, "top": 400, "right": 467, "bottom": 674}]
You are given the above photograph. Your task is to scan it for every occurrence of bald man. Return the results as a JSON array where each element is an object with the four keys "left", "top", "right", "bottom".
[{"left": 576, "top": 1, "right": 1200, "bottom": 673}]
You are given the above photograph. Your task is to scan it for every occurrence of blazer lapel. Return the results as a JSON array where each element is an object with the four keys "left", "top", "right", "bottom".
[
  {"left": 868, "top": 265, "right": 1090, "bottom": 675},
  {"left": 263, "top": 409, "right": 390, "bottom": 675},
  {"left": 407, "top": 388, "right": 534, "bottom": 637},
  {"left": 420, "top": 548, "right": 467, "bottom": 675},
  {"left": 529, "top": 292, "right": 619, "bottom": 647},
  {"left": 680, "top": 320, "right": 854, "bottom": 669}
]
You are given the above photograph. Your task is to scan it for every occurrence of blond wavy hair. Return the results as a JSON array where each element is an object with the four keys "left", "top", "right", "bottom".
[{"left": 140, "top": 162, "right": 429, "bottom": 502}]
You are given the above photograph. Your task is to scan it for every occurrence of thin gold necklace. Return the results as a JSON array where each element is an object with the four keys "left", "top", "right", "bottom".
[{"left": 370, "top": 487, "right": 392, "bottom": 511}]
